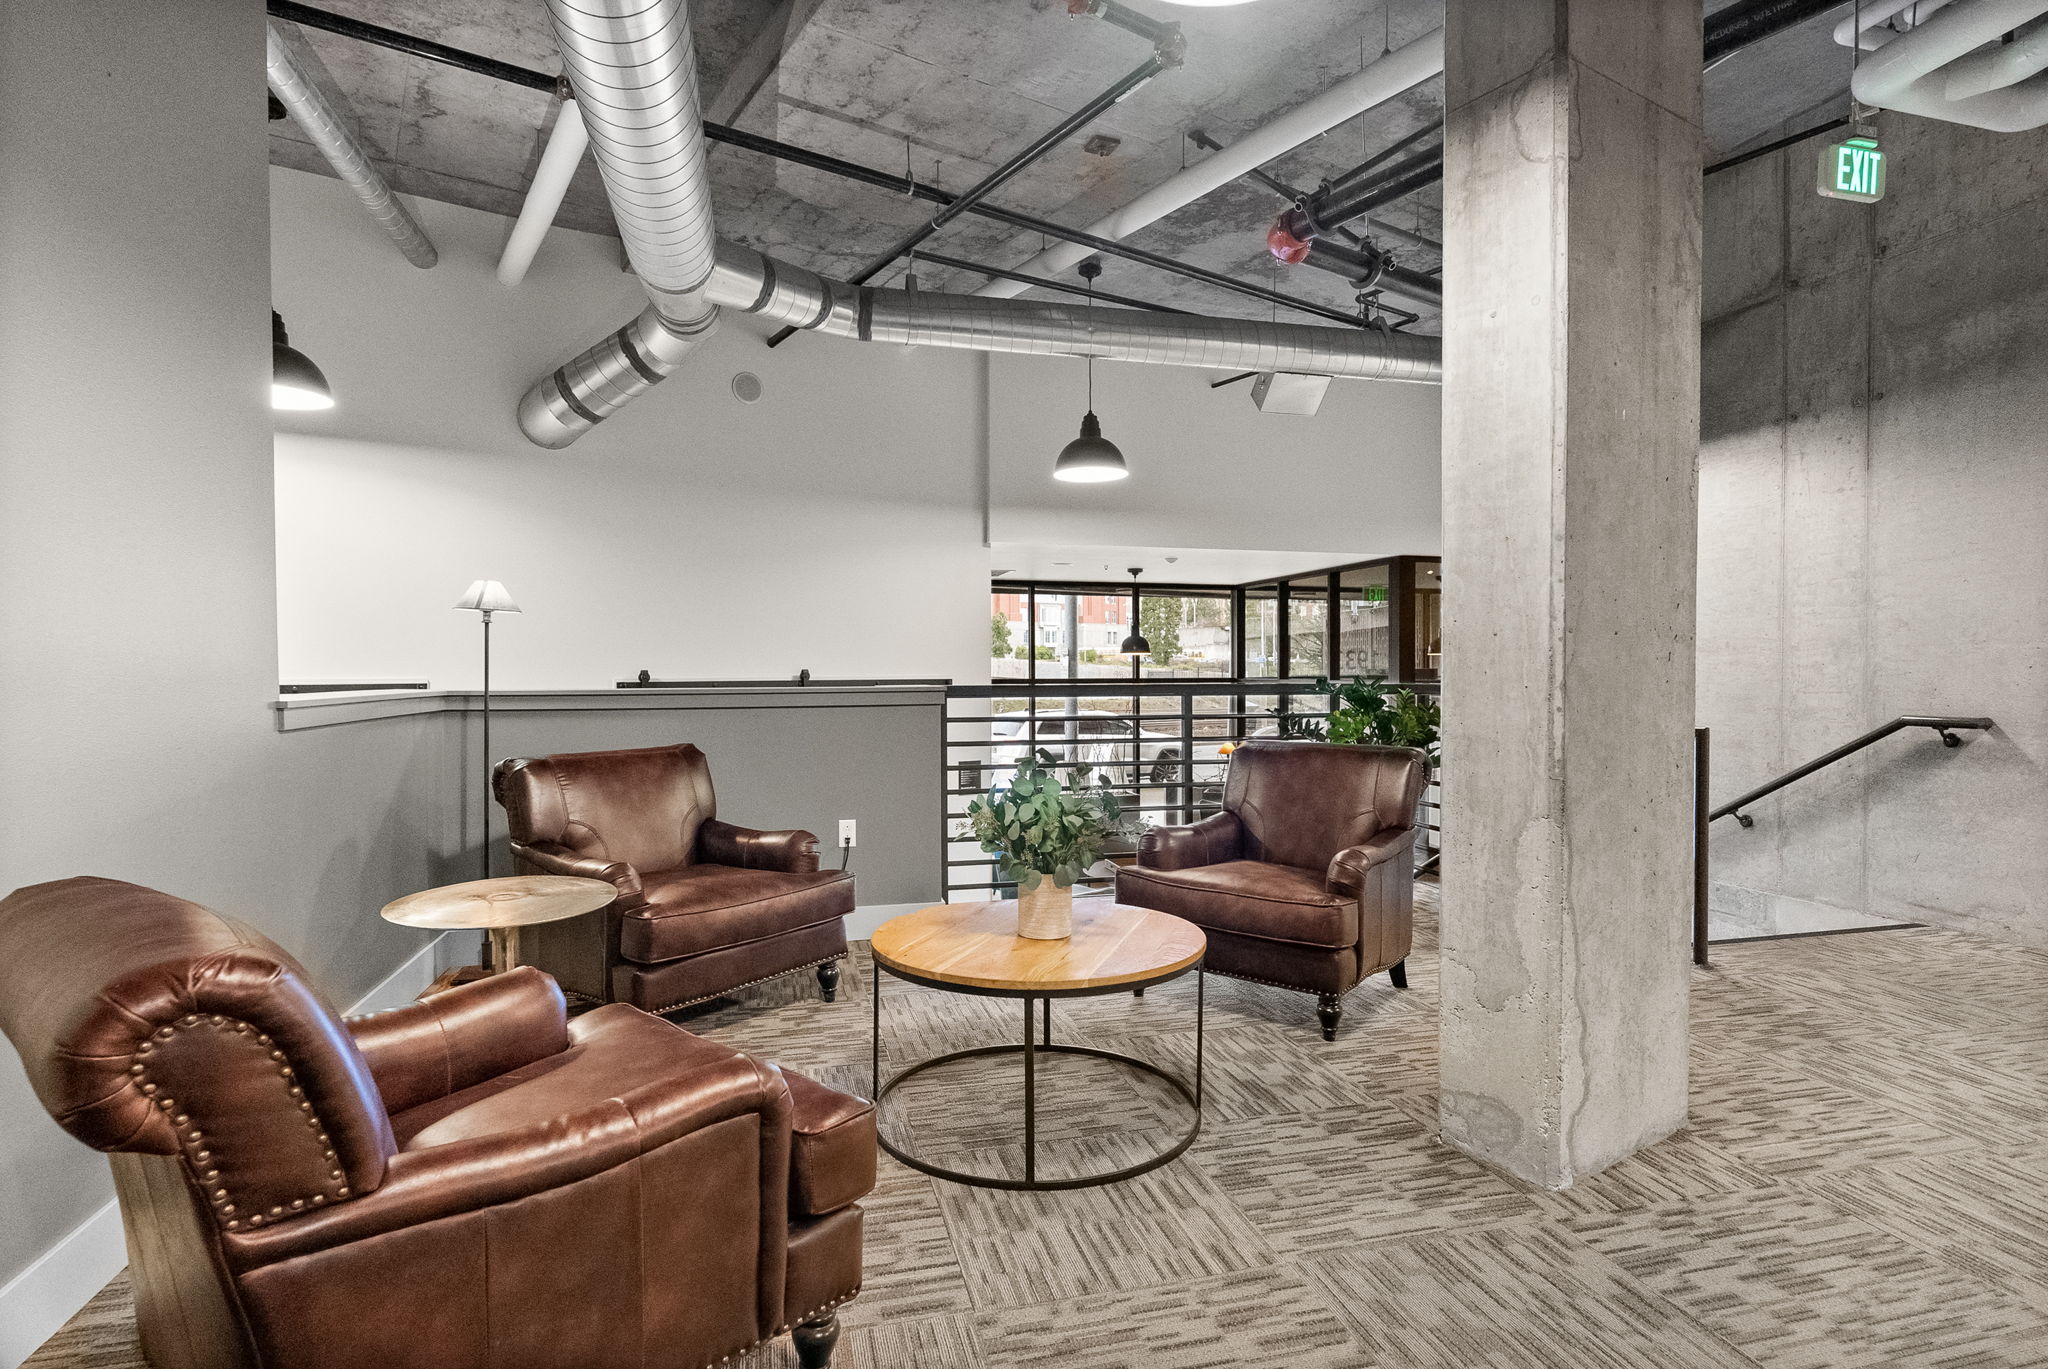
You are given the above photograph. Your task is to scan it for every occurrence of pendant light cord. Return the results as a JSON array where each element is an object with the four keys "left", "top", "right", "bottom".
[{"left": 1086, "top": 274, "right": 1095, "bottom": 411}]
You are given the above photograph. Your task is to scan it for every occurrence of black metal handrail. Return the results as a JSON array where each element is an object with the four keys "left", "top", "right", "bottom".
[{"left": 1710, "top": 715, "right": 1995, "bottom": 827}]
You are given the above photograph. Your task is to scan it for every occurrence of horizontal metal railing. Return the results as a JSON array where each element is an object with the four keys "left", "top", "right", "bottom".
[{"left": 942, "top": 680, "right": 1440, "bottom": 901}]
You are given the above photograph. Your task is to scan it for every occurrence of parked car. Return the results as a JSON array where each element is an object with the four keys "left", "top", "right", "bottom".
[{"left": 984, "top": 715, "right": 1230, "bottom": 790}]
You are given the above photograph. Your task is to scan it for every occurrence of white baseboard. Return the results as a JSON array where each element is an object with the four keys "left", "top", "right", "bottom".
[
  {"left": 0, "top": 1197, "right": 126, "bottom": 1369},
  {"left": 847, "top": 902, "right": 928, "bottom": 941},
  {"left": 0, "top": 935, "right": 458, "bottom": 1369}
]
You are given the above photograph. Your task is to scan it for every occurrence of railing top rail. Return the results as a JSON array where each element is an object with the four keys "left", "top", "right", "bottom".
[
  {"left": 949, "top": 679, "right": 1436, "bottom": 699},
  {"left": 1709, "top": 715, "right": 1994, "bottom": 823}
]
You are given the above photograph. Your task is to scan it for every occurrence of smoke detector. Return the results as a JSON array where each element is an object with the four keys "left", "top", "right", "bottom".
[{"left": 1083, "top": 134, "right": 1122, "bottom": 157}]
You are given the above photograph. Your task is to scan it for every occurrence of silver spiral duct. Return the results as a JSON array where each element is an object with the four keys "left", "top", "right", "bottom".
[
  {"left": 519, "top": 0, "right": 1441, "bottom": 448},
  {"left": 522, "top": 0, "right": 723, "bottom": 448},
  {"left": 544, "top": 0, "right": 719, "bottom": 312},
  {"left": 706, "top": 242, "right": 1442, "bottom": 380},
  {"left": 265, "top": 22, "right": 437, "bottom": 269}
]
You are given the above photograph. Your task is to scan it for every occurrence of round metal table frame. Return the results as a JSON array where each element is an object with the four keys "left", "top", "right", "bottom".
[{"left": 869, "top": 958, "right": 1205, "bottom": 1191}]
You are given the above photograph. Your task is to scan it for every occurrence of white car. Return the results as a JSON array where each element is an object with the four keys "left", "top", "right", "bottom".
[{"left": 981, "top": 715, "right": 1230, "bottom": 792}]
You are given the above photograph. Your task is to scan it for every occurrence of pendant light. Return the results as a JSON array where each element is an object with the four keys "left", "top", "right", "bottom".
[
  {"left": 271, "top": 310, "right": 334, "bottom": 411},
  {"left": 1053, "top": 260, "right": 1128, "bottom": 483},
  {"left": 1117, "top": 566, "right": 1151, "bottom": 658}
]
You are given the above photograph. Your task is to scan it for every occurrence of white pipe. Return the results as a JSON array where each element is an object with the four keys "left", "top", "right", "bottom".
[
  {"left": 972, "top": 27, "right": 1444, "bottom": 299},
  {"left": 1945, "top": 18, "right": 2048, "bottom": 97},
  {"left": 1833, "top": 0, "right": 1953, "bottom": 51},
  {"left": 1852, "top": 0, "right": 2048, "bottom": 131},
  {"left": 497, "top": 100, "right": 590, "bottom": 287}
]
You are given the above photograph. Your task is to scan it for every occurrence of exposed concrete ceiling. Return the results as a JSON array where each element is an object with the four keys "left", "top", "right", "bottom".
[{"left": 269, "top": 1, "right": 1857, "bottom": 337}]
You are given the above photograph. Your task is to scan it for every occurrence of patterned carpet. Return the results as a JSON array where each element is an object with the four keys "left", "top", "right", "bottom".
[{"left": 28, "top": 883, "right": 2048, "bottom": 1369}]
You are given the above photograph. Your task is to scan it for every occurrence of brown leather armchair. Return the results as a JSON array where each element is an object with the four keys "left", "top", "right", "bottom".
[
  {"left": 1115, "top": 739, "right": 1427, "bottom": 1040},
  {"left": 0, "top": 877, "right": 875, "bottom": 1369},
  {"left": 494, "top": 743, "right": 854, "bottom": 1013}
]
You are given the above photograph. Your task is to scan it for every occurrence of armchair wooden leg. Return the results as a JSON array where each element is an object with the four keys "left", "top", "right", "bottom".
[
  {"left": 1132, "top": 987, "right": 1144, "bottom": 998},
  {"left": 817, "top": 960, "right": 841, "bottom": 1004},
  {"left": 1316, "top": 992, "right": 1343, "bottom": 1042},
  {"left": 793, "top": 1311, "right": 841, "bottom": 1368},
  {"left": 1389, "top": 960, "right": 1408, "bottom": 990}
]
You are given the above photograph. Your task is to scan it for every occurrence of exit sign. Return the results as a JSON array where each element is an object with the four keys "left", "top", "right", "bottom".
[{"left": 1818, "top": 135, "right": 1885, "bottom": 203}]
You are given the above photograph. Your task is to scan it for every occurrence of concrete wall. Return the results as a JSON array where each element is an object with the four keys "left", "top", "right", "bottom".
[
  {"left": 987, "top": 350, "right": 1443, "bottom": 560},
  {"left": 1698, "top": 113, "right": 2048, "bottom": 946},
  {"left": 0, "top": 0, "right": 469, "bottom": 1347},
  {"left": 271, "top": 166, "right": 992, "bottom": 692}
]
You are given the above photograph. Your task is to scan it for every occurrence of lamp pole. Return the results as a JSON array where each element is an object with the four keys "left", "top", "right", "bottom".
[{"left": 453, "top": 580, "right": 520, "bottom": 884}]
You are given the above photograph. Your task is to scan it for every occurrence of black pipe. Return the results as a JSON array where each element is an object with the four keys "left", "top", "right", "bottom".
[
  {"left": 1703, "top": 0, "right": 1851, "bottom": 64},
  {"left": 701, "top": 125, "right": 1364, "bottom": 326},
  {"left": 910, "top": 250, "right": 1190, "bottom": 314},
  {"left": 1322, "top": 118, "right": 1443, "bottom": 198},
  {"left": 1706, "top": 116, "right": 1850, "bottom": 176},
  {"left": 268, "top": 1, "right": 558, "bottom": 92},
  {"left": 1299, "top": 237, "right": 1440, "bottom": 308},
  {"left": 767, "top": 51, "right": 1168, "bottom": 346}
]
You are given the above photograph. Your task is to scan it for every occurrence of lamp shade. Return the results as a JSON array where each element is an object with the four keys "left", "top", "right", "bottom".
[
  {"left": 271, "top": 311, "right": 334, "bottom": 411},
  {"left": 1117, "top": 629, "right": 1151, "bottom": 657},
  {"left": 453, "top": 580, "right": 521, "bottom": 614},
  {"left": 1052, "top": 412, "right": 1128, "bottom": 483}
]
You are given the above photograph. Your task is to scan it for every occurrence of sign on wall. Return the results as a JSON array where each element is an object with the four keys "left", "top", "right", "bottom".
[{"left": 1817, "top": 134, "right": 1885, "bottom": 203}]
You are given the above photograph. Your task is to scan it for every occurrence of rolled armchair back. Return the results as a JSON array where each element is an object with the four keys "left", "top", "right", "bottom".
[
  {"left": 495, "top": 742, "right": 718, "bottom": 873},
  {"left": 1222, "top": 740, "right": 1427, "bottom": 873},
  {"left": 0, "top": 877, "right": 395, "bottom": 1229}
]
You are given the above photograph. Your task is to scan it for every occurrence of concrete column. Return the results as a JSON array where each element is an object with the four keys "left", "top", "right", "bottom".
[{"left": 1437, "top": 0, "right": 1701, "bottom": 1187}]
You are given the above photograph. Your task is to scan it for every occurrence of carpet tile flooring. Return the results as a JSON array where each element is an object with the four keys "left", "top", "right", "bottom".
[{"left": 28, "top": 882, "right": 2048, "bottom": 1368}]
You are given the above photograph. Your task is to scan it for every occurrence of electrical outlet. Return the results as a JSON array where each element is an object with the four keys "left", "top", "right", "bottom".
[{"left": 838, "top": 819, "right": 856, "bottom": 848}]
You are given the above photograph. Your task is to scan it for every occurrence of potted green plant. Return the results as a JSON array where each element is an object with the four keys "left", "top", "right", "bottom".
[
  {"left": 1283, "top": 675, "right": 1441, "bottom": 760},
  {"left": 966, "top": 748, "right": 1125, "bottom": 939}
]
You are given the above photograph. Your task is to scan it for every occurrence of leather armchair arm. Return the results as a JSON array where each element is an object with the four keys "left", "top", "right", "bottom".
[
  {"left": 345, "top": 968, "right": 569, "bottom": 1116},
  {"left": 1137, "top": 811, "right": 1243, "bottom": 872},
  {"left": 1327, "top": 827, "right": 1417, "bottom": 898},
  {"left": 226, "top": 1048, "right": 792, "bottom": 1271},
  {"left": 700, "top": 818, "right": 821, "bottom": 874},
  {"left": 510, "top": 838, "right": 643, "bottom": 902}
]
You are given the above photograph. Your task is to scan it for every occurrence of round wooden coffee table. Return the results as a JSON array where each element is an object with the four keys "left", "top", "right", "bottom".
[
  {"left": 380, "top": 875, "right": 615, "bottom": 975},
  {"left": 869, "top": 899, "right": 1206, "bottom": 1191}
]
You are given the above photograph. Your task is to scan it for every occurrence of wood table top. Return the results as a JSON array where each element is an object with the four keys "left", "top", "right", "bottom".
[
  {"left": 871, "top": 901, "right": 1205, "bottom": 993},
  {"left": 379, "top": 875, "right": 616, "bottom": 932}
]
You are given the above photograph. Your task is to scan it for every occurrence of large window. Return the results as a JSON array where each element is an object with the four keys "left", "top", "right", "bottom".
[{"left": 994, "top": 556, "right": 1442, "bottom": 687}]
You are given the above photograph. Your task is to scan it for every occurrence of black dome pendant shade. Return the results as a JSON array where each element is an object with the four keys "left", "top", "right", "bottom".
[
  {"left": 1052, "top": 260, "right": 1128, "bottom": 483},
  {"left": 271, "top": 310, "right": 334, "bottom": 411},
  {"left": 1118, "top": 566, "right": 1150, "bottom": 658}
]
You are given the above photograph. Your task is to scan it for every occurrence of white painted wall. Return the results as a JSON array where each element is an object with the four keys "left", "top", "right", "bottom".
[
  {"left": 0, "top": 1, "right": 465, "bottom": 1353},
  {"left": 270, "top": 167, "right": 991, "bottom": 691},
  {"left": 986, "top": 350, "right": 1442, "bottom": 560}
]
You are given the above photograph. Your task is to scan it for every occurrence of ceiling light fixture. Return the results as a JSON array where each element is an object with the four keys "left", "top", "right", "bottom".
[
  {"left": 271, "top": 310, "right": 334, "bottom": 411},
  {"left": 1053, "top": 259, "right": 1128, "bottom": 483},
  {"left": 1117, "top": 566, "right": 1151, "bottom": 658}
]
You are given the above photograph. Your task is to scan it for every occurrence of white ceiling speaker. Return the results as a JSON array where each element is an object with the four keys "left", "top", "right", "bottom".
[{"left": 732, "top": 372, "right": 763, "bottom": 403}]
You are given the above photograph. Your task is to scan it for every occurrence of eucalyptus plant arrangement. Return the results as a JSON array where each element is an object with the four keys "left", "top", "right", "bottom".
[
  {"left": 1284, "top": 675, "right": 1442, "bottom": 762},
  {"left": 966, "top": 749, "right": 1126, "bottom": 894}
]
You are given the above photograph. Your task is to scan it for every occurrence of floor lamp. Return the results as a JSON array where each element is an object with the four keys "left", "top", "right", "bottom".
[{"left": 453, "top": 580, "right": 520, "bottom": 880}]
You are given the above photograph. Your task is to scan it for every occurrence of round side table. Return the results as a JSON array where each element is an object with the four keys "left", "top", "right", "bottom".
[
  {"left": 869, "top": 899, "right": 1206, "bottom": 1191},
  {"left": 380, "top": 875, "right": 615, "bottom": 977}
]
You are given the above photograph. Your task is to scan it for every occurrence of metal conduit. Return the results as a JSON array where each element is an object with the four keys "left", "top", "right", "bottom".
[{"left": 265, "top": 21, "right": 437, "bottom": 268}]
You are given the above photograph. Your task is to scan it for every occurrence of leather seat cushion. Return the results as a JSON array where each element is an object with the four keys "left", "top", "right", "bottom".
[
  {"left": 620, "top": 866, "right": 854, "bottom": 966},
  {"left": 783, "top": 1068, "right": 875, "bottom": 1217},
  {"left": 1117, "top": 860, "right": 1359, "bottom": 948},
  {"left": 390, "top": 1004, "right": 754, "bottom": 1149}
]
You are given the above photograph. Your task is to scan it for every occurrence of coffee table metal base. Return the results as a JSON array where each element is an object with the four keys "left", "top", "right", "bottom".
[{"left": 870, "top": 964, "right": 1204, "bottom": 1191}]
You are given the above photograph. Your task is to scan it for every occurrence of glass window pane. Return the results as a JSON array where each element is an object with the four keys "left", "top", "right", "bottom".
[
  {"left": 1135, "top": 593, "right": 1232, "bottom": 680},
  {"left": 1286, "top": 576, "right": 1328, "bottom": 678},
  {"left": 991, "top": 590, "right": 1028, "bottom": 679},
  {"left": 1410, "top": 559, "right": 1442, "bottom": 681},
  {"left": 1031, "top": 590, "right": 1078, "bottom": 679},
  {"left": 1245, "top": 587, "right": 1279, "bottom": 677},
  {"left": 1335, "top": 566, "right": 1391, "bottom": 679}
]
